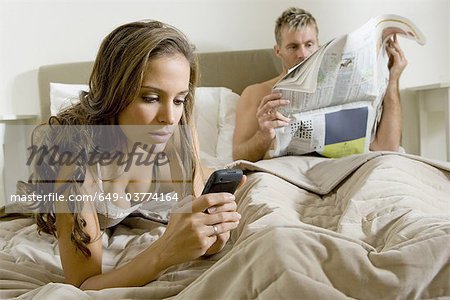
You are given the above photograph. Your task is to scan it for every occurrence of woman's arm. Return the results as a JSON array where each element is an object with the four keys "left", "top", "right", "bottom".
[
  {"left": 56, "top": 211, "right": 102, "bottom": 287},
  {"left": 54, "top": 164, "right": 171, "bottom": 289},
  {"left": 56, "top": 209, "right": 174, "bottom": 289},
  {"left": 55, "top": 165, "right": 240, "bottom": 289}
]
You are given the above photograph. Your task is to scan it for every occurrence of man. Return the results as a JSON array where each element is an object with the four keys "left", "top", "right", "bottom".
[{"left": 233, "top": 7, "right": 407, "bottom": 162}]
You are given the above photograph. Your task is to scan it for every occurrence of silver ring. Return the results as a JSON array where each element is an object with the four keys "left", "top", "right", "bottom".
[{"left": 212, "top": 225, "right": 218, "bottom": 235}]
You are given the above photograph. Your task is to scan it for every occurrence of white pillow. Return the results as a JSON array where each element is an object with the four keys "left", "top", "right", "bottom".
[
  {"left": 194, "top": 87, "right": 239, "bottom": 168},
  {"left": 193, "top": 87, "right": 220, "bottom": 158},
  {"left": 216, "top": 88, "right": 239, "bottom": 161},
  {"left": 49, "top": 83, "right": 239, "bottom": 167},
  {"left": 49, "top": 83, "right": 87, "bottom": 115}
]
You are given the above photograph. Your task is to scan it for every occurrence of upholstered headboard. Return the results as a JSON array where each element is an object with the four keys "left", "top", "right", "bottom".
[{"left": 38, "top": 49, "right": 281, "bottom": 121}]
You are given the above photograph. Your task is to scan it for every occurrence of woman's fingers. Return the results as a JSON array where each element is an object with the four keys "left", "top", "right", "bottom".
[
  {"left": 237, "top": 174, "right": 247, "bottom": 189},
  {"left": 204, "top": 231, "right": 230, "bottom": 256},
  {"left": 191, "top": 193, "right": 235, "bottom": 213},
  {"left": 207, "top": 200, "right": 237, "bottom": 214},
  {"left": 206, "top": 221, "right": 239, "bottom": 237},
  {"left": 204, "top": 211, "right": 241, "bottom": 225}
]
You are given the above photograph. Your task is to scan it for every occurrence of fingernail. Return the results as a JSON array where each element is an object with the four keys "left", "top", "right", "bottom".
[
  {"left": 208, "top": 206, "right": 217, "bottom": 213},
  {"left": 228, "top": 194, "right": 236, "bottom": 201}
]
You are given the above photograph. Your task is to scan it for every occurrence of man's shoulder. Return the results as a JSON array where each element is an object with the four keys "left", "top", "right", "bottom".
[{"left": 241, "top": 78, "right": 278, "bottom": 101}]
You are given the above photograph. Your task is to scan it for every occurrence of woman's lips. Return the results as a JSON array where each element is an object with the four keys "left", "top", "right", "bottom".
[
  {"left": 149, "top": 131, "right": 171, "bottom": 136},
  {"left": 147, "top": 130, "right": 171, "bottom": 143}
]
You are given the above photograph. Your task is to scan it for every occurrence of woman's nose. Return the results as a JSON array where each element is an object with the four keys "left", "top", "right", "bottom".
[{"left": 157, "top": 103, "right": 175, "bottom": 125}]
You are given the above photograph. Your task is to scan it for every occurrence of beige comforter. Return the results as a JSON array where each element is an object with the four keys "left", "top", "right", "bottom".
[{"left": 1, "top": 152, "right": 449, "bottom": 299}]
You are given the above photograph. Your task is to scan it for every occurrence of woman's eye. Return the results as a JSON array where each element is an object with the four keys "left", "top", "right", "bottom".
[
  {"left": 174, "top": 98, "right": 186, "bottom": 105},
  {"left": 142, "top": 96, "right": 159, "bottom": 103}
]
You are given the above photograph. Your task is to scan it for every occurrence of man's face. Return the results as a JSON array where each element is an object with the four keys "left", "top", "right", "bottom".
[{"left": 275, "top": 24, "right": 319, "bottom": 71}]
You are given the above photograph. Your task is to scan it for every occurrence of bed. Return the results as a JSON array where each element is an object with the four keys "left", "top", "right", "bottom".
[{"left": 1, "top": 49, "right": 450, "bottom": 299}]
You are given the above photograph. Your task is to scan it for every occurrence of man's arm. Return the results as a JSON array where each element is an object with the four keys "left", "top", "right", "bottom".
[
  {"left": 370, "top": 35, "right": 407, "bottom": 151},
  {"left": 233, "top": 85, "right": 273, "bottom": 161},
  {"left": 233, "top": 85, "right": 290, "bottom": 162}
]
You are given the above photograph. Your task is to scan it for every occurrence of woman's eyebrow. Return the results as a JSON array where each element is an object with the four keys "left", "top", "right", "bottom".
[
  {"left": 141, "top": 85, "right": 189, "bottom": 94},
  {"left": 141, "top": 85, "right": 160, "bottom": 90}
]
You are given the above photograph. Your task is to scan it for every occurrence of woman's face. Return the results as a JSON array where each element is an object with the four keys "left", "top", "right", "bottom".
[{"left": 118, "top": 53, "right": 190, "bottom": 147}]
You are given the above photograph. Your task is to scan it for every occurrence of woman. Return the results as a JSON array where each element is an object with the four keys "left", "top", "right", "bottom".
[{"left": 18, "top": 20, "right": 241, "bottom": 290}]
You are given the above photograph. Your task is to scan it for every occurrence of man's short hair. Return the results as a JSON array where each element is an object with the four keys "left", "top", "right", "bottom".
[{"left": 275, "top": 7, "right": 319, "bottom": 45}]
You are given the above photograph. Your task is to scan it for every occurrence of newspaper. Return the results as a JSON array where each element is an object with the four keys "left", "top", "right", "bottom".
[{"left": 269, "top": 14, "right": 425, "bottom": 158}]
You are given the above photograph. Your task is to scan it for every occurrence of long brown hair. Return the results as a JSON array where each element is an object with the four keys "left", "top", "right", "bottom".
[{"left": 17, "top": 20, "right": 202, "bottom": 257}]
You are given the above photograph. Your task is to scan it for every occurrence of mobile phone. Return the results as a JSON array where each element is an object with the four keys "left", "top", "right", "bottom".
[{"left": 201, "top": 168, "right": 243, "bottom": 195}]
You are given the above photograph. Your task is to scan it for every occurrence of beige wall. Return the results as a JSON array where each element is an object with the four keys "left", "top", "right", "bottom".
[{"left": 0, "top": 0, "right": 448, "bottom": 113}]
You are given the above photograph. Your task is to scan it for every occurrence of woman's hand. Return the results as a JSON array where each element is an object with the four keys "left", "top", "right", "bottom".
[
  {"left": 203, "top": 198, "right": 238, "bottom": 255},
  {"left": 156, "top": 193, "right": 241, "bottom": 266},
  {"left": 203, "top": 175, "right": 246, "bottom": 255}
]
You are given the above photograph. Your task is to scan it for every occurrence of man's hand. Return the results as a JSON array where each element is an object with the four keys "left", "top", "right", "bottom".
[
  {"left": 386, "top": 34, "right": 407, "bottom": 83},
  {"left": 370, "top": 34, "right": 406, "bottom": 152},
  {"left": 256, "top": 92, "right": 291, "bottom": 140}
]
